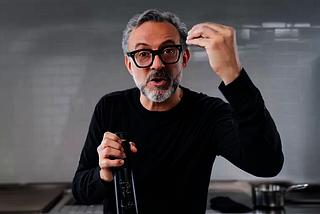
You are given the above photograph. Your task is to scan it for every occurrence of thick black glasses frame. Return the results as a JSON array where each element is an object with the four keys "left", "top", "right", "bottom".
[{"left": 126, "top": 45, "right": 183, "bottom": 68}]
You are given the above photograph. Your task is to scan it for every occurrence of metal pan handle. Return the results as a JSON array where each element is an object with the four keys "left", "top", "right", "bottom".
[{"left": 285, "top": 184, "right": 309, "bottom": 193}]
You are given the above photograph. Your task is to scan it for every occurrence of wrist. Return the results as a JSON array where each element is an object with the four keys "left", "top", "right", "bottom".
[
  {"left": 221, "top": 67, "right": 242, "bottom": 85},
  {"left": 100, "top": 169, "right": 113, "bottom": 182}
]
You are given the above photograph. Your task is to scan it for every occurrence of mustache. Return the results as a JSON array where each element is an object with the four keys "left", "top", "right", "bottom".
[{"left": 146, "top": 70, "right": 172, "bottom": 83}]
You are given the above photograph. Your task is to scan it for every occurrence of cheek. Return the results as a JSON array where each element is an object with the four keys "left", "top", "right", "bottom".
[
  {"left": 173, "top": 62, "right": 183, "bottom": 73},
  {"left": 131, "top": 69, "right": 148, "bottom": 82}
]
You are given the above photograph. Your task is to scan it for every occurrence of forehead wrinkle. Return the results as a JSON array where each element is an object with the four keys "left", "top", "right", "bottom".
[
  {"left": 128, "top": 22, "right": 180, "bottom": 51},
  {"left": 134, "top": 39, "right": 177, "bottom": 50}
]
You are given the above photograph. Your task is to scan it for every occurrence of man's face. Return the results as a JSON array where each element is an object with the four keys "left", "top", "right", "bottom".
[{"left": 125, "top": 21, "right": 190, "bottom": 103}]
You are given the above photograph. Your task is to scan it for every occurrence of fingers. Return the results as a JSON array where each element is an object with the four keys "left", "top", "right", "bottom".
[
  {"left": 98, "top": 150, "right": 125, "bottom": 172},
  {"left": 98, "top": 132, "right": 138, "bottom": 171},
  {"left": 186, "top": 22, "right": 241, "bottom": 84},
  {"left": 130, "top": 142, "right": 138, "bottom": 153},
  {"left": 187, "top": 24, "right": 219, "bottom": 40},
  {"left": 98, "top": 132, "right": 137, "bottom": 182},
  {"left": 101, "top": 146, "right": 126, "bottom": 159},
  {"left": 188, "top": 22, "right": 234, "bottom": 39},
  {"left": 187, "top": 23, "right": 235, "bottom": 50},
  {"left": 98, "top": 145, "right": 125, "bottom": 169},
  {"left": 186, "top": 36, "right": 224, "bottom": 49},
  {"left": 98, "top": 132, "right": 124, "bottom": 172},
  {"left": 103, "top": 132, "right": 123, "bottom": 146},
  {"left": 186, "top": 22, "right": 237, "bottom": 55},
  {"left": 99, "top": 158, "right": 124, "bottom": 169},
  {"left": 103, "top": 131, "right": 120, "bottom": 141},
  {"left": 99, "top": 132, "right": 123, "bottom": 152}
]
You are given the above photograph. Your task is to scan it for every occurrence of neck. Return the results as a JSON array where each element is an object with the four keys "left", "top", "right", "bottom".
[{"left": 140, "top": 87, "right": 183, "bottom": 111}]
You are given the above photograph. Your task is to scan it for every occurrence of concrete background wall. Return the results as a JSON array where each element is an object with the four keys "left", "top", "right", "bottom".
[{"left": 0, "top": 0, "right": 319, "bottom": 183}]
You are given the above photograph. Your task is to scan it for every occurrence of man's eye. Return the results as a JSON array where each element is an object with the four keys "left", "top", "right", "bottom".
[
  {"left": 163, "top": 48, "right": 175, "bottom": 54},
  {"left": 138, "top": 51, "right": 151, "bottom": 57}
]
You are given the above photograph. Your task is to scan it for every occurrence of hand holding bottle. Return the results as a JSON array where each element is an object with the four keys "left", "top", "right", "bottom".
[{"left": 97, "top": 132, "right": 137, "bottom": 182}]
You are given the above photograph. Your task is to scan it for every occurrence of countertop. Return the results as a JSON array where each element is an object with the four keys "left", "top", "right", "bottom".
[
  {"left": 1, "top": 181, "right": 320, "bottom": 214},
  {"left": 205, "top": 180, "right": 320, "bottom": 214}
]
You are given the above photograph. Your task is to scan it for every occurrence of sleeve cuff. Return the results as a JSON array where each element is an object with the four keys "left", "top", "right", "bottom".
[
  {"left": 93, "top": 167, "right": 114, "bottom": 196},
  {"left": 218, "top": 68, "right": 261, "bottom": 108}
]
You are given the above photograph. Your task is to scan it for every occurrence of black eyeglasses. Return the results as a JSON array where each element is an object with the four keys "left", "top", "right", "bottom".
[{"left": 126, "top": 45, "right": 183, "bottom": 68}]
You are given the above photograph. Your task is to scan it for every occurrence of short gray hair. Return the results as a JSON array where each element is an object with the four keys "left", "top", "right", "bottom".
[{"left": 122, "top": 9, "right": 188, "bottom": 54}]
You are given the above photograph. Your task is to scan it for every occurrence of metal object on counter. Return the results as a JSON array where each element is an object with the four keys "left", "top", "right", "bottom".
[
  {"left": 252, "top": 182, "right": 320, "bottom": 210},
  {"left": 253, "top": 208, "right": 286, "bottom": 214},
  {"left": 284, "top": 183, "right": 320, "bottom": 203},
  {"left": 252, "top": 184, "right": 285, "bottom": 208}
]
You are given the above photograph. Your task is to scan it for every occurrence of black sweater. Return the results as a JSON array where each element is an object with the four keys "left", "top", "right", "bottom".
[{"left": 72, "top": 69, "right": 284, "bottom": 214}]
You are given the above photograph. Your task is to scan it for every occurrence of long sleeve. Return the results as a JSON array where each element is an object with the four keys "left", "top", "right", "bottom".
[
  {"left": 72, "top": 166, "right": 114, "bottom": 204},
  {"left": 72, "top": 98, "right": 116, "bottom": 207},
  {"left": 216, "top": 68, "right": 284, "bottom": 177}
]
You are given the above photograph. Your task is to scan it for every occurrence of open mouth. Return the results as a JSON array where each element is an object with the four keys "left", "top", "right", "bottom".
[
  {"left": 149, "top": 77, "right": 168, "bottom": 86},
  {"left": 150, "top": 77, "right": 167, "bottom": 82}
]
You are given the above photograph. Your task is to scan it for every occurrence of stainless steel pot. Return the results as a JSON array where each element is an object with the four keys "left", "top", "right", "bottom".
[
  {"left": 252, "top": 183, "right": 320, "bottom": 208},
  {"left": 252, "top": 184, "right": 285, "bottom": 208}
]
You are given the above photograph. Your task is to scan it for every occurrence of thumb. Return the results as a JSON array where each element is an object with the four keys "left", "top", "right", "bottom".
[{"left": 129, "top": 142, "right": 138, "bottom": 153}]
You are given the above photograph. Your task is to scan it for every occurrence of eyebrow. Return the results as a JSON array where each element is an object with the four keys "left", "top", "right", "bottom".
[{"left": 134, "top": 39, "right": 177, "bottom": 50}]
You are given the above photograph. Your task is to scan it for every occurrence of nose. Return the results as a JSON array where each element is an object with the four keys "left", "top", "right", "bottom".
[{"left": 150, "top": 55, "right": 164, "bottom": 70}]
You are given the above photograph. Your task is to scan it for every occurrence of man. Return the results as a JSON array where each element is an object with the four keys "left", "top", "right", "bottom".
[{"left": 72, "top": 9, "right": 284, "bottom": 214}]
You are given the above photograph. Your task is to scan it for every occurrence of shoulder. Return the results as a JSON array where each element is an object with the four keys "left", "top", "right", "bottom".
[
  {"left": 180, "top": 86, "right": 231, "bottom": 120},
  {"left": 92, "top": 88, "right": 139, "bottom": 114},
  {"left": 98, "top": 88, "right": 138, "bottom": 104},
  {"left": 180, "top": 86, "right": 226, "bottom": 107}
]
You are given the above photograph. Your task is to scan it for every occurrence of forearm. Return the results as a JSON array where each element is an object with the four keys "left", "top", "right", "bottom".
[
  {"left": 72, "top": 166, "right": 114, "bottom": 205},
  {"left": 230, "top": 107, "right": 283, "bottom": 177},
  {"left": 218, "top": 68, "right": 284, "bottom": 177}
]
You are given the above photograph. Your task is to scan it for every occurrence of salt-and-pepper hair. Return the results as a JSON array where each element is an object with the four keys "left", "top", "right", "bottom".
[{"left": 121, "top": 9, "right": 188, "bottom": 54}]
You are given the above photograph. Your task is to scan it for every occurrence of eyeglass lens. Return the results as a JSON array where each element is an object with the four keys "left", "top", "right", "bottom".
[{"left": 134, "top": 46, "right": 180, "bottom": 67}]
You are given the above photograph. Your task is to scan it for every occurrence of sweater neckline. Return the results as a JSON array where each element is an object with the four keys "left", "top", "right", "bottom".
[{"left": 134, "top": 85, "right": 189, "bottom": 118}]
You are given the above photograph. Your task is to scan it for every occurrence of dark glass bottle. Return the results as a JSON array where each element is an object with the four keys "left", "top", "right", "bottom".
[{"left": 114, "top": 132, "right": 138, "bottom": 214}]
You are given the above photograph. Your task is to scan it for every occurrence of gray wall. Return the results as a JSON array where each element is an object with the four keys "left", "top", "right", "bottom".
[{"left": 1, "top": 0, "right": 319, "bottom": 184}]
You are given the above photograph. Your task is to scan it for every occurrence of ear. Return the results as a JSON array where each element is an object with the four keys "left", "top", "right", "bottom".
[
  {"left": 182, "top": 48, "right": 190, "bottom": 68},
  {"left": 125, "top": 55, "right": 133, "bottom": 75}
]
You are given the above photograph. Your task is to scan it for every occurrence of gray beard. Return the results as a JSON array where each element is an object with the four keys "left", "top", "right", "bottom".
[{"left": 134, "top": 70, "right": 182, "bottom": 103}]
